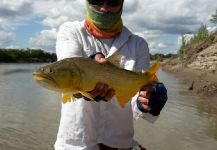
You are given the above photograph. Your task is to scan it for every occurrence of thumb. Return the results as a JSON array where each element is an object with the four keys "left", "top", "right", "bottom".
[{"left": 95, "top": 54, "right": 107, "bottom": 64}]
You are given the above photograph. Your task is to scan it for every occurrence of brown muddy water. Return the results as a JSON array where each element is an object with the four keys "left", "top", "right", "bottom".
[{"left": 0, "top": 64, "right": 217, "bottom": 150}]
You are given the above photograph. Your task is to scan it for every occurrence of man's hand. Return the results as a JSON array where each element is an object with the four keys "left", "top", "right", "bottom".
[
  {"left": 137, "top": 85, "right": 155, "bottom": 112},
  {"left": 137, "top": 83, "right": 168, "bottom": 116},
  {"left": 73, "top": 82, "right": 115, "bottom": 101},
  {"left": 94, "top": 53, "right": 107, "bottom": 64},
  {"left": 84, "top": 53, "right": 115, "bottom": 102},
  {"left": 88, "top": 82, "right": 115, "bottom": 102}
]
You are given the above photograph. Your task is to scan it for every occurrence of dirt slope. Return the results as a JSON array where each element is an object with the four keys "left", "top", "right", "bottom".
[{"left": 162, "top": 32, "right": 217, "bottom": 100}]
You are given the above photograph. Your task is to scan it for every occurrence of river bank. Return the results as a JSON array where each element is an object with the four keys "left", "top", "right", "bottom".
[
  {"left": 161, "top": 31, "right": 217, "bottom": 104},
  {"left": 161, "top": 58, "right": 217, "bottom": 104}
]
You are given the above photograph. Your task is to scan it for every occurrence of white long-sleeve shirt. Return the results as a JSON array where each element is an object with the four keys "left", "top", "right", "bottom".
[{"left": 55, "top": 21, "right": 157, "bottom": 150}]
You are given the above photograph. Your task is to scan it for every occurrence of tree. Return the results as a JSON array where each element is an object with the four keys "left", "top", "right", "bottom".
[
  {"left": 210, "top": 9, "right": 217, "bottom": 24},
  {"left": 194, "top": 24, "right": 209, "bottom": 41},
  {"left": 0, "top": 48, "right": 57, "bottom": 62}
]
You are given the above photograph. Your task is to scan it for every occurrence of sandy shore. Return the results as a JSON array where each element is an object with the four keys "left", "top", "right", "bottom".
[{"left": 161, "top": 59, "right": 217, "bottom": 104}]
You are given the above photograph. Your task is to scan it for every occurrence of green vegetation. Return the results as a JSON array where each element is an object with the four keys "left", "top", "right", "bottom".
[
  {"left": 0, "top": 48, "right": 57, "bottom": 63},
  {"left": 178, "top": 24, "right": 210, "bottom": 62},
  {"left": 210, "top": 9, "right": 217, "bottom": 24},
  {"left": 150, "top": 53, "right": 178, "bottom": 61},
  {"left": 193, "top": 24, "right": 209, "bottom": 41},
  {"left": 0, "top": 48, "right": 177, "bottom": 63},
  {"left": 178, "top": 44, "right": 186, "bottom": 61}
]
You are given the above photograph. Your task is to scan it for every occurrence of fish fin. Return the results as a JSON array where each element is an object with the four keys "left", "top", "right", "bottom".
[
  {"left": 147, "top": 61, "right": 160, "bottom": 75},
  {"left": 145, "top": 61, "right": 160, "bottom": 82},
  {"left": 106, "top": 52, "right": 121, "bottom": 67},
  {"left": 62, "top": 93, "right": 71, "bottom": 103},
  {"left": 79, "top": 91, "right": 94, "bottom": 100},
  {"left": 70, "top": 95, "right": 76, "bottom": 102},
  {"left": 62, "top": 93, "right": 75, "bottom": 103},
  {"left": 115, "top": 95, "right": 131, "bottom": 108}
]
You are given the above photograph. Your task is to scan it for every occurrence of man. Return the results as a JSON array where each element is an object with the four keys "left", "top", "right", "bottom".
[{"left": 55, "top": 0, "right": 167, "bottom": 150}]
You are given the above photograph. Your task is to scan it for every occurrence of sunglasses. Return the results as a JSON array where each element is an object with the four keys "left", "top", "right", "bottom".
[{"left": 88, "top": 0, "right": 123, "bottom": 7}]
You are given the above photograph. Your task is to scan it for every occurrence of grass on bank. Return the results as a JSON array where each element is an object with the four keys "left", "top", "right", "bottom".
[{"left": 178, "top": 24, "right": 217, "bottom": 65}]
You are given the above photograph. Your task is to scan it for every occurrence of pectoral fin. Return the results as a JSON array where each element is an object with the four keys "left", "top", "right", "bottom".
[
  {"left": 62, "top": 93, "right": 75, "bottom": 104},
  {"left": 79, "top": 91, "right": 94, "bottom": 100},
  {"left": 106, "top": 52, "right": 121, "bottom": 67}
]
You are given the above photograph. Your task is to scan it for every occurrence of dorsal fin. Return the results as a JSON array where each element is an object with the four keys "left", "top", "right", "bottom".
[{"left": 106, "top": 52, "right": 122, "bottom": 67}]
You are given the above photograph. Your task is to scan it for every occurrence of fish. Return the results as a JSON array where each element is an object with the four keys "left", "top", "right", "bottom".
[{"left": 32, "top": 57, "right": 160, "bottom": 107}]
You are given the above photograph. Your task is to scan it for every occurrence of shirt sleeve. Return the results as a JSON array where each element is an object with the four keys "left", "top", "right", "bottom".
[
  {"left": 56, "top": 22, "right": 83, "bottom": 61},
  {"left": 131, "top": 37, "right": 158, "bottom": 123}
]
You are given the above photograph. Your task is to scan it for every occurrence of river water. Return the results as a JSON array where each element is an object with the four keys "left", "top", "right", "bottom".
[{"left": 0, "top": 64, "right": 217, "bottom": 150}]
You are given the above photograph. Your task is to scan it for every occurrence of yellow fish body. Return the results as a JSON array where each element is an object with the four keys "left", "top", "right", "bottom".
[{"left": 33, "top": 57, "right": 160, "bottom": 107}]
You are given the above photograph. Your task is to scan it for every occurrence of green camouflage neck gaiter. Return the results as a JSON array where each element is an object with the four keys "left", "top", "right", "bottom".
[{"left": 86, "top": 3, "right": 122, "bottom": 30}]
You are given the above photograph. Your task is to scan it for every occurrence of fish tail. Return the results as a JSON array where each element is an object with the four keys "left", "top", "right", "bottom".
[{"left": 147, "top": 61, "right": 160, "bottom": 82}]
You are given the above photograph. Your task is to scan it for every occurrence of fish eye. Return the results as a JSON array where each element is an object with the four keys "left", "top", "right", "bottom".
[
  {"left": 47, "top": 68, "right": 54, "bottom": 74},
  {"left": 43, "top": 67, "right": 53, "bottom": 74}
]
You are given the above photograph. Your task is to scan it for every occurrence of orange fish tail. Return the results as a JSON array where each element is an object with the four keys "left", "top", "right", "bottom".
[{"left": 148, "top": 61, "right": 160, "bottom": 82}]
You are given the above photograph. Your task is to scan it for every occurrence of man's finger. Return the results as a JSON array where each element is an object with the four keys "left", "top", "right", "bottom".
[
  {"left": 88, "top": 83, "right": 104, "bottom": 98},
  {"left": 99, "top": 84, "right": 109, "bottom": 97},
  {"left": 104, "top": 89, "right": 115, "bottom": 101},
  {"left": 139, "top": 91, "right": 149, "bottom": 98},
  {"left": 140, "top": 85, "right": 155, "bottom": 92},
  {"left": 95, "top": 54, "right": 107, "bottom": 64},
  {"left": 141, "top": 104, "right": 151, "bottom": 112},
  {"left": 138, "top": 96, "right": 149, "bottom": 105}
]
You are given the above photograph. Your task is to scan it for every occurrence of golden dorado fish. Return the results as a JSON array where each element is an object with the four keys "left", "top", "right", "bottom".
[{"left": 33, "top": 57, "right": 160, "bottom": 107}]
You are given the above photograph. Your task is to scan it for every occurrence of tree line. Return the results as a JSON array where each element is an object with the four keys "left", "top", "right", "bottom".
[
  {"left": 0, "top": 48, "right": 57, "bottom": 63},
  {"left": 150, "top": 53, "right": 177, "bottom": 61},
  {"left": 0, "top": 48, "right": 176, "bottom": 63}
]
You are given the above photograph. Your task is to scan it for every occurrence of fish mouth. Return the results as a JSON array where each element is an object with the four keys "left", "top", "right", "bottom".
[{"left": 33, "top": 72, "right": 58, "bottom": 88}]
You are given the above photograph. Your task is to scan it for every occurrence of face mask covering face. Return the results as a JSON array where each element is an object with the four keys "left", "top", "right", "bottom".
[{"left": 86, "top": 4, "right": 122, "bottom": 29}]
